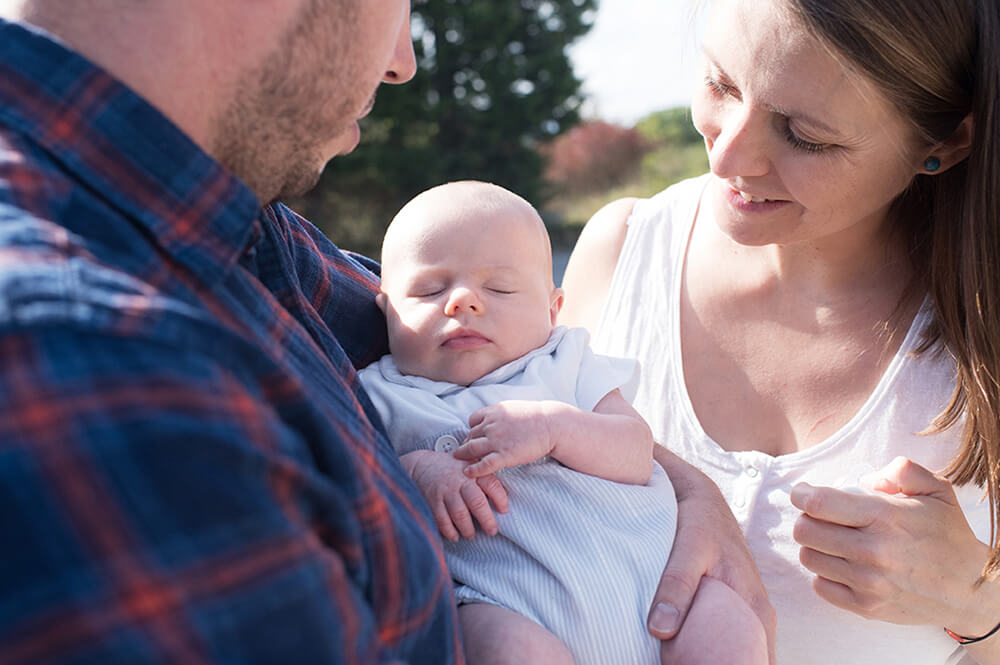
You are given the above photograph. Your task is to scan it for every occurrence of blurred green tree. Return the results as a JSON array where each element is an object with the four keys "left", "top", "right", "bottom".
[
  {"left": 634, "top": 106, "right": 704, "bottom": 146},
  {"left": 291, "top": 0, "right": 597, "bottom": 258}
]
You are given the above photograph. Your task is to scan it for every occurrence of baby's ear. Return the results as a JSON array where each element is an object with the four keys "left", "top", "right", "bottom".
[
  {"left": 375, "top": 291, "right": 388, "bottom": 312},
  {"left": 549, "top": 287, "right": 564, "bottom": 325}
]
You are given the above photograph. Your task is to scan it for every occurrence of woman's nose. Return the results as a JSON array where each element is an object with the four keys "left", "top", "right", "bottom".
[
  {"left": 706, "top": 106, "right": 771, "bottom": 179},
  {"left": 444, "top": 287, "right": 483, "bottom": 316}
]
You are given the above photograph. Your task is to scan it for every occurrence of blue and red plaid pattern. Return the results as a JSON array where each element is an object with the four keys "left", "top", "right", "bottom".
[{"left": 0, "top": 19, "right": 462, "bottom": 665}]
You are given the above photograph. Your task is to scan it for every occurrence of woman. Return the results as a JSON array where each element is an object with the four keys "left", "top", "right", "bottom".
[{"left": 560, "top": 0, "right": 1000, "bottom": 663}]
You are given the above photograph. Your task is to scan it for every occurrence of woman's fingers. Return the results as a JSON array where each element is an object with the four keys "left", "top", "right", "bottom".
[
  {"left": 873, "top": 456, "right": 952, "bottom": 498},
  {"left": 790, "top": 483, "right": 881, "bottom": 528},
  {"left": 798, "top": 545, "right": 856, "bottom": 587},
  {"left": 793, "top": 513, "right": 865, "bottom": 557},
  {"left": 811, "top": 577, "right": 861, "bottom": 613}
]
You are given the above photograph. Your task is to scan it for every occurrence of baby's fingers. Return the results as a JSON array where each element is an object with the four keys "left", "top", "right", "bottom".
[
  {"left": 431, "top": 500, "right": 461, "bottom": 542},
  {"left": 476, "top": 474, "right": 509, "bottom": 514},
  {"left": 443, "top": 493, "right": 477, "bottom": 540},
  {"left": 453, "top": 436, "right": 492, "bottom": 461},
  {"left": 463, "top": 452, "right": 505, "bottom": 478},
  {"left": 461, "top": 483, "right": 498, "bottom": 536}
]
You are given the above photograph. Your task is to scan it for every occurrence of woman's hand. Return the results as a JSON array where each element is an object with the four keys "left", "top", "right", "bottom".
[
  {"left": 649, "top": 447, "right": 777, "bottom": 664},
  {"left": 791, "top": 457, "right": 998, "bottom": 640}
]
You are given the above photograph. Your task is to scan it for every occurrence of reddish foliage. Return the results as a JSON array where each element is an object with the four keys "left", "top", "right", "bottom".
[{"left": 542, "top": 121, "right": 648, "bottom": 193}]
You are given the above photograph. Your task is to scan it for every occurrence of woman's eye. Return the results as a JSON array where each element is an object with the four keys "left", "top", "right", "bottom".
[
  {"left": 705, "top": 75, "right": 739, "bottom": 100},
  {"left": 781, "top": 122, "right": 830, "bottom": 154}
]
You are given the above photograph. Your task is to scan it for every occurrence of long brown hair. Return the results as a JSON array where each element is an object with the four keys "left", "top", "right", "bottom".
[{"left": 788, "top": 0, "right": 1000, "bottom": 578}]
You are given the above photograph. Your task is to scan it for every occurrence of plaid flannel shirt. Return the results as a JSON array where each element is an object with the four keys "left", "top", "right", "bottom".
[{"left": 0, "top": 19, "right": 461, "bottom": 665}]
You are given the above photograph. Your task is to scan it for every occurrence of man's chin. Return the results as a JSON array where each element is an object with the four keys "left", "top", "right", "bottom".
[
  {"left": 334, "top": 121, "right": 362, "bottom": 156},
  {"left": 271, "top": 163, "right": 325, "bottom": 203}
]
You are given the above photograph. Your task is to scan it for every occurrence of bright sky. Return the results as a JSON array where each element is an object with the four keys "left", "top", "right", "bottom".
[{"left": 569, "top": 0, "right": 705, "bottom": 126}]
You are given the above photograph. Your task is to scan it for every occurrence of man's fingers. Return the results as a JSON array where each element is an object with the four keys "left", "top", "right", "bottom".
[
  {"left": 476, "top": 474, "right": 509, "bottom": 513},
  {"left": 647, "top": 567, "right": 699, "bottom": 639}
]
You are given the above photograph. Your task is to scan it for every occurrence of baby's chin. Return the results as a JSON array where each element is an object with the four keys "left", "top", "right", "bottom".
[{"left": 399, "top": 358, "right": 511, "bottom": 387}]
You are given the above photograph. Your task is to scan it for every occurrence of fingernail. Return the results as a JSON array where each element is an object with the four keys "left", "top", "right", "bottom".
[{"left": 648, "top": 602, "right": 680, "bottom": 636}]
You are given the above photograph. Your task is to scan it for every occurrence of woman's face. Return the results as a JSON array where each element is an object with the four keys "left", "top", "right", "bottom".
[{"left": 691, "top": 0, "right": 925, "bottom": 250}]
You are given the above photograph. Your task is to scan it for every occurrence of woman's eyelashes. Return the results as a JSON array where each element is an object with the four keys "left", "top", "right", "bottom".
[
  {"left": 704, "top": 74, "right": 832, "bottom": 154},
  {"left": 704, "top": 75, "right": 740, "bottom": 101},
  {"left": 780, "top": 121, "right": 829, "bottom": 153}
]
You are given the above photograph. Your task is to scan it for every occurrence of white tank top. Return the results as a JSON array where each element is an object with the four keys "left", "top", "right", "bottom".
[{"left": 592, "top": 174, "right": 989, "bottom": 665}]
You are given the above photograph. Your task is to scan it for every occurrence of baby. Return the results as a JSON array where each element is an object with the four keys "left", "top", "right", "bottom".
[{"left": 359, "top": 181, "right": 766, "bottom": 665}]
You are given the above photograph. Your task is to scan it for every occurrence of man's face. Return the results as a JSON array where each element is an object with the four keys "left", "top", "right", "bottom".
[{"left": 213, "top": 0, "right": 416, "bottom": 203}]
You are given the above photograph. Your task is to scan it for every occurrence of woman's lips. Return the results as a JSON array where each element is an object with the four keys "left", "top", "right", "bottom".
[{"left": 723, "top": 183, "right": 790, "bottom": 212}]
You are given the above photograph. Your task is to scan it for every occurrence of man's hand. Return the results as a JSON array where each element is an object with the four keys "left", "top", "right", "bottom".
[
  {"left": 649, "top": 447, "right": 777, "bottom": 665},
  {"left": 401, "top": 450, "right": 509, "bottom": 542}
]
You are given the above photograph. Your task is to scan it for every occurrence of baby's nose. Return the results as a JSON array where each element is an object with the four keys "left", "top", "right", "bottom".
[{"left": 444, "top": 287, "right": 483, "bottom": 315}]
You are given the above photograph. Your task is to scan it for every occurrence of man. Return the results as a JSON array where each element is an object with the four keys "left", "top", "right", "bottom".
[
  {"left": 0, "top": 1, "right": 463, "bottom": 662},
  {"left": 0, "top": 1, "right": 776, "bottom": 663}
]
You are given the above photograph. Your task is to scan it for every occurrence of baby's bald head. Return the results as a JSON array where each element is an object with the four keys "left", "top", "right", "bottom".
[{"left": 381, "top": 180, "right": 553, "bottom": 288}]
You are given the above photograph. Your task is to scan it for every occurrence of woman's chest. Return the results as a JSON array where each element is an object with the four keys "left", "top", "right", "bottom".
[{"left": 679, "top": 306, "right": 903, "bottom": 456}]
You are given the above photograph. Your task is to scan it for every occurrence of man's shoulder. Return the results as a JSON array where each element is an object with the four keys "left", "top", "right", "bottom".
[{"left": 0, "top": 129, "right": 75, "bottom": 222}]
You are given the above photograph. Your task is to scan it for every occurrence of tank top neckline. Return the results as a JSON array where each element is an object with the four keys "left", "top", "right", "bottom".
[{"left": 658, "top": 175, "right": 932, "bottom": 470}]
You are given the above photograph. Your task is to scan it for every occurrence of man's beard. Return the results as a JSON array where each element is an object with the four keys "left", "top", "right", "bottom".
[{"left": 209, "top": 0, "right": 355, "bottom": 204}]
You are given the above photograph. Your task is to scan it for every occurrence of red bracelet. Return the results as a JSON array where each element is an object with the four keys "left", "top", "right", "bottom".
[{"left": 945, "top": 621, "right": 1000, "bottom": 645}]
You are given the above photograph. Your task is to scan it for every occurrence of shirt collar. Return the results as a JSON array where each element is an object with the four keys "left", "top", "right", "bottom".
[
  {"left": 0, "top": 18, "right": 261, "bottom": 287},
  {"left": 376, "top": 326, "right": 570, "bottom": 396}
]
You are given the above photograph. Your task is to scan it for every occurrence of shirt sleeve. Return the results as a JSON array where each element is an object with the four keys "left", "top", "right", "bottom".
[
  {"left": 565, "top": 327, "right": 640, "bottom": 411},
  {"left": 0, "top": 325, "right": 454, "bottom": 665},
  {"left": 264, "top": 203, "right": 389, "bottom": 370}
]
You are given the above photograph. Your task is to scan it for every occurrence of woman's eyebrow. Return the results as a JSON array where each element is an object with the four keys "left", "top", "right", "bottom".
[{"left": 702, "top": 47, "right": 843, "bottom": 137}]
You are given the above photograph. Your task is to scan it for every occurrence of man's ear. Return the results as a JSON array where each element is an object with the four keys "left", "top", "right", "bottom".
[
  {"left": 549, "top": 287, "right": 564, "bottom": 326},
  {"left": 922, "top": 113, "right": 973, "bottom": 174},
  {"left": 375, "top": 291, "right": 388, "bottom": 313}
]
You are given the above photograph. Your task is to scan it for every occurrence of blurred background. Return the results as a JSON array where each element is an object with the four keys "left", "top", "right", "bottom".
[{"left": 288, "top": 0, "right": 708, "bottom": 283}]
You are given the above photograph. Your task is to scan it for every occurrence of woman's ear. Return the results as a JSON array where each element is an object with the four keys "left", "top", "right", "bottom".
[{"left": 922, "top": 113, "right": 974, "bottom": 175}]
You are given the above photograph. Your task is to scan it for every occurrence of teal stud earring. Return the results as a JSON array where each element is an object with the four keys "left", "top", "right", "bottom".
[{"left": 924, "top": 156, "right": 941, "bottom": 172}]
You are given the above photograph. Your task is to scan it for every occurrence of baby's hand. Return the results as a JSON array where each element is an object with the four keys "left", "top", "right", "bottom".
[
  {"left": 455, "top": 400, "right": 566, "bottom": 477},
  {"left": 403, "top": 450, "right": 509, "bottom": 542}
]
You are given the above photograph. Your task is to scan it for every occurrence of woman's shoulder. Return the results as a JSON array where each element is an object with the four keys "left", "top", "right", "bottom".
[
  {"left": 558, "top": 197, "right": 637, "bottom": 331},
  {"left": 559, "top": 175, "right": 708, "bottom": 331}
]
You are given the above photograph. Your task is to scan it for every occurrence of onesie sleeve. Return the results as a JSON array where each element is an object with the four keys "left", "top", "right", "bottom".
[{"left": 561, "top": 327, "right": 640, "bottom": 411}]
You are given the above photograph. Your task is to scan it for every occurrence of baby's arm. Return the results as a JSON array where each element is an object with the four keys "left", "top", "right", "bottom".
[
  {"left": 453, "top": 389, "right": 655, "bottom": 485},
  {"left": 400, "top": 450, "right": 509, "bottom": 541}
]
